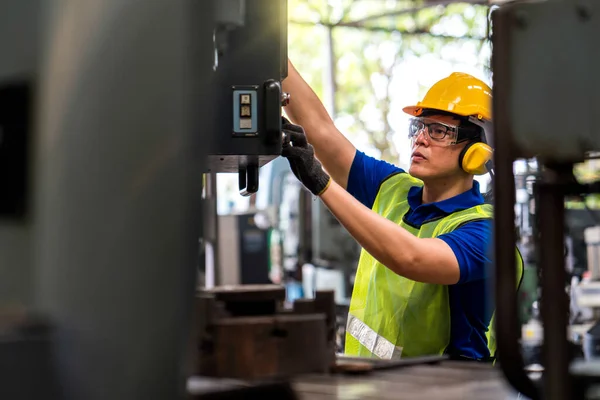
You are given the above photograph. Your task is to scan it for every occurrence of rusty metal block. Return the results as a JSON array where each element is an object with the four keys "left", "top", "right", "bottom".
[{"left": 195, "top": 284, "right": 336, "bottom": 380}]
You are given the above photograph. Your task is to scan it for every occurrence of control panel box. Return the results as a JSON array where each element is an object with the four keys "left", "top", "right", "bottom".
[{"left": 206, "top": 0, "right": 288, "bottom": 195}]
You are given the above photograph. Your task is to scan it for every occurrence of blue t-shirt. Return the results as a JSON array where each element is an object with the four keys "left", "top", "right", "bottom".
[{"left": 347, "top": 150, "right": 494, "bottom": 360}]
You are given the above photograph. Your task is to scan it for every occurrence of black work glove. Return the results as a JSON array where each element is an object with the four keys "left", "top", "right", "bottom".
[{"left": 281, "top": 118, "right": 331, "bottom": 196}]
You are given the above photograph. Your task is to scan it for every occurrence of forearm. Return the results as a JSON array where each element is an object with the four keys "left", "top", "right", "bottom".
[
  {"left": 319, "top": 181, "right": 460, "bottom": 285},
  {"left": 283, "top": 60, "right": 355, "bottom": 188}
]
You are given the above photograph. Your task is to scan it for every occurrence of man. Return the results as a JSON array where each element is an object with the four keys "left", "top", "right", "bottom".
[{"left": 281, "top": 59, "right": 523, "bottom": 361}]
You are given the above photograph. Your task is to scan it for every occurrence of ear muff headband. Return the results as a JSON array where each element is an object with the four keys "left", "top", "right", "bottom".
[{"left": 459, "top": 142, "right": 493, "bottom": 175}]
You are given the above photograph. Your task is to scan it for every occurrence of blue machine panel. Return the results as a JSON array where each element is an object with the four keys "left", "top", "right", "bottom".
[{"left": 233, "top": 89, "right": 258, "bottom": 136}]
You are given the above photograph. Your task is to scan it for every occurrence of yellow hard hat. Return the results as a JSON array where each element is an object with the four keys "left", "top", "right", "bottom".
[{"left": 403, "top": 72, "right": 492, "bottom": 121}]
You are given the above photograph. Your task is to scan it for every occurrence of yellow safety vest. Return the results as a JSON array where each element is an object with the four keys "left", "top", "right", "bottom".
[{"left": 345, "top": 172, "right": 523, "bottom": 360}]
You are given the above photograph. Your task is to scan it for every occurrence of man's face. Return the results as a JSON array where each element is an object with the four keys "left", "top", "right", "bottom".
[{"left": 408, "top": 114, "right": 469, "bottom": 181}]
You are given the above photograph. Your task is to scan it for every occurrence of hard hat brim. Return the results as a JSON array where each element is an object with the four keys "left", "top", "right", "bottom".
[
  {"left": 402, "top": 105, "right": 423, "bottom": 117},
  {"left": 402, "top": 104, "right": 490, "bottom": 121},
  {"left": 402, "top": 104, "right": 473, "bottom": 118}
]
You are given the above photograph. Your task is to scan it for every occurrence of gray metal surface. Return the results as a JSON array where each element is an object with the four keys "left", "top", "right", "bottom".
[
  {"left": 496, "top": 0, "right": 600, "bottom": 162},
  {"left": 187, "top": 377, "right": 298, "bottom": 399},
  {"left": 186, "top": 361, "right": 520, "bottom": 399},
  {"left": 0, "top": 0, "right": 40, "bottom": 81},
  {"left": 32, "top": 1, "right": 212, "bottom": 399},
  {"left": 292, "top": 361, "right": 520, "bottom": 400},
  {"left": 0, "top": 0, "right": 41, "bottom": 308}
]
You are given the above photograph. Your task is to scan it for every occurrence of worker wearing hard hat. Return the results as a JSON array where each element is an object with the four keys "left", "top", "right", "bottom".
[{"left": 281, "top": 60, "right": 523, "bottom": 362}]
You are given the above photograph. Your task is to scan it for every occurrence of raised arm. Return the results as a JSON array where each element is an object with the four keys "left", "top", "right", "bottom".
[{"left": 282, "top": 59, "right": 356, "bottom": 189}]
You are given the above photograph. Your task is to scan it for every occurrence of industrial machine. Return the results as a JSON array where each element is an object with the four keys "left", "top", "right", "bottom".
[
  {"left": 0, "top": 0, "right": 291, "bottom": 399},
  {"left": 492, "top": 1, "right": 600, "bottom": 399}
]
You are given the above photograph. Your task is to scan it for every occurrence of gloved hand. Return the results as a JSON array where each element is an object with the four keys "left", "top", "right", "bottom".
[{"left": 281, "top": 118, "right": 331, "bottom": 196}]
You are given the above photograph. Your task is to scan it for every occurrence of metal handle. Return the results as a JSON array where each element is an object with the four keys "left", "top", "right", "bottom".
[
  {"left": 239, "top": 165, "right": 259, "bottom": 196},
  {"left": 264, "top": 79, "right": 282, "bottom": 146}
]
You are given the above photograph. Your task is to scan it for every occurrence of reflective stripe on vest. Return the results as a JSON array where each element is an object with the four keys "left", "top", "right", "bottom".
[
  {"left": 344, "top": 172, "right": 524, "bottom": 360},
  {"left": 346, "top": 314, "right": 403, "bottom": 360}
]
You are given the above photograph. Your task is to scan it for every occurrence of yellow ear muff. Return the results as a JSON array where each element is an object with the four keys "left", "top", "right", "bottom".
[{"left": 459, "top": 142, "right": 493, "bottom": 175}]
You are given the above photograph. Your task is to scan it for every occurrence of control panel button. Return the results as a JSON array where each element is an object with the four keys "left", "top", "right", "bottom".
[{"left": 239, "top": 118, "right": 252, "bottom": 129}]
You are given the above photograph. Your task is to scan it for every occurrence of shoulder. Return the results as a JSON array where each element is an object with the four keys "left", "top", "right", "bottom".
[
  {"left": 439, "top": 218, "right": 493, "bottom": 244},
  {"left": 436, "top": 204, "right": 493, "bottom": 235}
]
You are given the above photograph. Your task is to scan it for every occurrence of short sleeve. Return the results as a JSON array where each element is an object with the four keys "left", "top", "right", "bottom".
[
  {"left": 437, "top": 219, "right": 493, "bottom": 284},
  {"left": 347, "top": 150, "right": 404, "bottom": 209}
]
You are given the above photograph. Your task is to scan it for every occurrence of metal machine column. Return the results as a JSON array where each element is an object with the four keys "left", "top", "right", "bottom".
[
  {"left": 32, "top": 1, "right": 213, "bottom": 399},
  {"left": 493, "top": 1, "right": 600, "bottom": 398}
]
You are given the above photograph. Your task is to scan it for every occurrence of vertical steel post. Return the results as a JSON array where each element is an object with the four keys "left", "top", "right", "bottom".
[{"left": 538, "top": 166, "right": 572, "bottom": 400}]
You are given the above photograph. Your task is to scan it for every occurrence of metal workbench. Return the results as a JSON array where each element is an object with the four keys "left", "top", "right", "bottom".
[
  {"left": 292, "top": 361, "right": 520, "bottom": 400},
  {"left": 189, "top": 360, "right": 522, "bottom": 399}
]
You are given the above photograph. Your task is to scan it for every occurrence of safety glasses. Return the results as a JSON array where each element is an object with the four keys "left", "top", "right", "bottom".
[{"left": 408, "top": 117, "right": 459, "bottom": 147}]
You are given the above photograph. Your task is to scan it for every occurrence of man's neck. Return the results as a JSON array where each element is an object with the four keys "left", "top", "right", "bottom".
[{"left": 421, "top": 176, "right": 474, "bottom": 204}]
